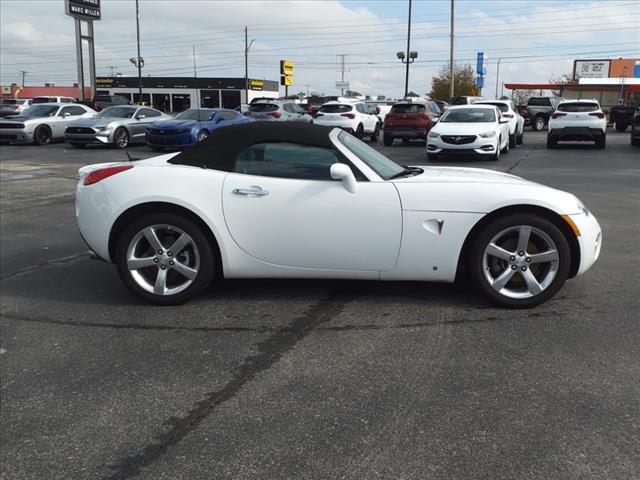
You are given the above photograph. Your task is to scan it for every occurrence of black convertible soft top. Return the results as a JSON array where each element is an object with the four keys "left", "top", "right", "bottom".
[{"left": 168, "top": 121, "right": 336, "bottom": 170}]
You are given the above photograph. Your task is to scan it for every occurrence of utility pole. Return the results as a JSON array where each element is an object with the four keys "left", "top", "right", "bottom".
[
  {"left": 135, "top": 0, "right": 142, "bottom": 104},
  {"left": 192, "top": 45, "right": 197, "bottom": 78},
  {"left": 404, "top": 0, "right": 412, "bottom": 98},
  {"left": 19, "top": 70, "right": 28, "bottom": 86},
  {"left": 337, "top": 54, "right": 348, "bottom": 95},
  {"left": 107, "top": 66, "right": 117, "bottom": 77},
  {"left": 495, "top": 58, "right": 502, "bottom": 99},
  {"left": 244, "top": 28, "right": 254, "bottom": 104},
  {"left": 449, "top": 0, "right": 455, "bottom": 99}
]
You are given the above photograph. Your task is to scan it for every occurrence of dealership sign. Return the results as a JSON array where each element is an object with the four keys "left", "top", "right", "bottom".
[
  {"left": 574, "top": 60, "right": 610, "bottom": 79},
  {"left": 65, "top": 0, "right": 101, "bottom": 21}
]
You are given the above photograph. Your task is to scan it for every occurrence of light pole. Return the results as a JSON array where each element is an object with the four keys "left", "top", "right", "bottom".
[
  {"left": 245, "top": 27, "right": 255, "bottom": 105},
  {"left": 397, "top": 51, "right": 418, "bottom": 97},
  {"left": 403, "top": 0, "right": 413, "bottom": 98},
  {"left": 449, "top": 0, "right": 455, "bottom": 99},
  {"left": 495, "top": 58, "right": 502, "bottom": 99},
  {"left": 132, "top": 0, "right": 143, "bottom": 104}
]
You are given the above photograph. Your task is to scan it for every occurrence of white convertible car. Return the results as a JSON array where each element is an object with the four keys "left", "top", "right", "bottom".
[{"left": 76, "top": 123, "right": 601, "bottom": 308}]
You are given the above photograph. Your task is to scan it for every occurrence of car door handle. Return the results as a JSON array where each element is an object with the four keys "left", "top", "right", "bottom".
[{"left": 232, "top": 186, "right": 269, "bottom": 196}]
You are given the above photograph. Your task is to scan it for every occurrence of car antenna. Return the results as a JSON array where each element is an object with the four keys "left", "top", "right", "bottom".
[{"left": 123, "top": 150, "right": 140, "bottom": 162}]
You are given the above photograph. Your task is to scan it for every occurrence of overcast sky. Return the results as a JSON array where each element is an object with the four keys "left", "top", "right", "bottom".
[{"left": 1, "top": 0, "right": 638, "bottom": 98}]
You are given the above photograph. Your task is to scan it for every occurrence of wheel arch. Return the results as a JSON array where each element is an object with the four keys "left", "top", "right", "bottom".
[
  {"left": 456, "top": 204, "right": 581, "bottom": 281},
  {"left": 108, "top": 201, "right": 223, "bottom": 277}
]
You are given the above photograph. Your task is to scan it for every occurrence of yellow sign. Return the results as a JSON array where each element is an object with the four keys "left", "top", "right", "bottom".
[{"left": 250, "top": 80, "right": 264, "bottom": 87}]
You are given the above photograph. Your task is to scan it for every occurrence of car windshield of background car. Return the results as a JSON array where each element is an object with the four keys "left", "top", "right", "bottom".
[
  {"left": 320, "top": 104, "right": 352, "bottom": 113},
  {"left": 391, "top": 104, "right": 426, "bottom": 113},
  {"left": 97, "top": 107, "right": 135, "bottom": 118},
  {"left": 22, "top": 105, "right": 58, "bottom": 117},
  {"left": 441, "top": 108, "right": 496, "bottom": 123},
  {"left": 557, "top": 103, "right": 599, "bottom": 112},
  {"left": 338, "top": 131, "right": 405, "bottom": 180}
]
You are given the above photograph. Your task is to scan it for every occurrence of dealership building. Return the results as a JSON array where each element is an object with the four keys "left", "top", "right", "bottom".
[{"left": 1, "top": 76, "right": 279, "bottom": 112}]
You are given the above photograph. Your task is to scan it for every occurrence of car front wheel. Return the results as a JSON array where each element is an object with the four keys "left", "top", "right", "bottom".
[
  {"left": 532, "top": 116, "right": 547, "bottom": 131},
  {"left": 115, "top": 213, "right": 215, "bottom": 305},
  {"left": 469, "top": 214, "right": 570, "bottom": 308},
  {"left": 34, "top": 125, "right": 52, "bottom": 145},
  {"left": 114, "top": 128, "right": 129, "bottom": 149}
]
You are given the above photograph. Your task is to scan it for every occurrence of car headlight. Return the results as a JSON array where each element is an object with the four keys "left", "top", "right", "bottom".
[
  {"left": 428, "top": 131, "right": 440, "bottom": 138},
  {"left": 479, "top": 131, "right": 496, "bottom": 138}
]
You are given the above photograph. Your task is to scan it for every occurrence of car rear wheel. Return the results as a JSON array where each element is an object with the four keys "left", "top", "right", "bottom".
[
  {"left": 34, "top": 125, "right": 52, "bottom": 145},
  {"left": 114, "top": 128, "right": 129, "bottom": 149},
  {"left": 516, "top": 129, "right": 524, "bottom": 145},
  {"left": 614, "top": 122, "right": 628, "bottom": 132},
  {"left": 546, "top": 134, "right": 557, "bottom": 149},
  {"left": 595, "top": 135, "right": 606, "bottom": 149},
  {"left": 370, "top": 123, "right": 380, "bottom": 142},
  {"left": 509, "top": 132, "right": 517, "bottom": 148},
  {"left": 355, "top": 124, "right": 364, "bottom": 139},
  {"left": 469, "top": 214, "right": 570, "bottom": 308},
  {"left": 383, "top": 135, "right": 393, "bottom": 146},
  {"left": 197, "top": 130, "right": 209, "bottom": 142},
  {"left": 532, "top": 116, "right": 546, "bottom": 131},
  {"left": 115, "top": 213, "right": 215, "bottom": 305}
]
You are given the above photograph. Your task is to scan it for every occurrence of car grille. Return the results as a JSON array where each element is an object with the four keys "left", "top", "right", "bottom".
[
  {"left": 0, "top": 123, "right": 25, "bottom": 129},
  {"left": 66, "top": 127, "right": 95, "bottom": 134},
  {"left": 441, "top": 135, "right": 476, "bottom": 145},
  {"left": 147, "top": 128, "right": 190, "bottom": 136}
]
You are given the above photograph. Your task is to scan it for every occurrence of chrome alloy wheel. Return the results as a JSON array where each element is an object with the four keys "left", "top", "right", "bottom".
[
  {"left": 482, "top": 225, "right": 560, "bottom": 299},
  {"left": 126, "top": 224, "right": 200, "bottom": 296},
  {"left": 115, "top": 128, "right": 129, "bottom": 148}
]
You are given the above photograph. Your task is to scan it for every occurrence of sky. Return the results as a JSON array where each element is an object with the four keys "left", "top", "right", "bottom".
[{"left": 1, "top": 0, "right": 639, "bottom": 99}]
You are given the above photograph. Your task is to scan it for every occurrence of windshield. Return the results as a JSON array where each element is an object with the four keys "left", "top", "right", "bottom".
[
  {"left": 391, "top": 103, "right": 425, "bottom": 113},
  {"left": 320, "top": 104, "right": 352, "bottom": 113},
  {"left": 97, "top": 106, "right": 136, "bottom": 118},
  {"left": 440, "top": 108, "right": 496, "bottom": 123},
  {"left": 338, "top": 131, "right": 405, "bottom": 180},
  {"left": 476, "top": 102, "right": 509, "bottom": 112},
  {"left": 248, "top": 103, "right": 278, "bottom": 112},
  {"left": 558, "top": 102, "right": 599, "bottom": 112},
  {"left": 176, "top": 109, "right": 215, "bottom": 121},
  {"left": 22, "top": 105, "right": 59, "bottom": 117}
]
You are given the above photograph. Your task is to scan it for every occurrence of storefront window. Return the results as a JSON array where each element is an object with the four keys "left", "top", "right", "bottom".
[
  {"left": 221, "top": 90, "right": 241, "bottom": 109},
  {"left": 201, "top": 90, "right": 220, "bottom": 108},
  {"left": 132, "top": 93, "right": 151, "bottom": 106},
  {"left": 172, "top": 94, "right": 191, "bottom": 112},
  {"left": 152, "top": 93, "right": 171, "bottom": 112}
]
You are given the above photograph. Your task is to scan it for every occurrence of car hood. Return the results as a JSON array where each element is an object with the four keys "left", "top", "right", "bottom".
[
  {"left": 0, "top": 115, "right": 49, "bottom": 123},
  {"left": 68, "top": 117, "right": 121, "bottom": 128},
  {"left": 431, "top": 122, "right": 497, "bottom": 135},
  {"left": 396, "top": 166, "right": 531, "bottom": 185},
  {"left": 150, "top": 119, "right": 200, "bottom": 129}
]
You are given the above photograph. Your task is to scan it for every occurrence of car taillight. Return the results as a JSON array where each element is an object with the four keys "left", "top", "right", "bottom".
[
  {"left": 84, "top": 165, "right": 133, "bottom": 186},
  {"left": 375, "top": 106, "right": 380, "bottom": 114},
  {"left": 551, "top": 112, "right": 567, "bottom": 119},
  {"left": 341, "top": 113, "right": 355, "bottom": 119},
  {"left": 267, "top": 111, "right": 281, "bottom": 118},
  {"left": 589, "top": 112, "right": 605, "bottom": 118},
  {"left": 502, "top": 113, "right": 514, "bottom": 118}
]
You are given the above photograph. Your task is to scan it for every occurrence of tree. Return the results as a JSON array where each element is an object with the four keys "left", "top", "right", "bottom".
[
  {"left": 345, "top": 90, "right": 361, "bottom": 97},
  {"left": 429, "top": 64, "right": 478, "bottom": 100},
  {"left": 406, "top": 91, "right": 420, "bottom": 97},
  {"left": 548, "top": 72, "right": 575, "bottom": 97}
]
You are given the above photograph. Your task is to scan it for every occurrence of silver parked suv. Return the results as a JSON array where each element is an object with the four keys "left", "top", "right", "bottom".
[{"left": 245, "top": 99, "right": 313, "bottom": 123}]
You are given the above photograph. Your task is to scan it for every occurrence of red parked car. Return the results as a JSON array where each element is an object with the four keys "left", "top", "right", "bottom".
[{"left": 383, "top": 100, "right": 442, "bottom": 146}]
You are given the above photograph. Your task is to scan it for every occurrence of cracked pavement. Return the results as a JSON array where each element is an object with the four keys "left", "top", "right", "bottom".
[{"left": 1, "top": 132, "right": 639, "bottom": 479}]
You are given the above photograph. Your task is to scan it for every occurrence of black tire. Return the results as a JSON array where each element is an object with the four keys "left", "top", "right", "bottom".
[
  {"left": 69, "top": 142, "right": 86, "bottom": 148},
  {"left": 509, "top": 132, "right": 517, "bottom": 148},
  {"left": 370, "top": 123, "right": 380, "bottom": 142},
  {"left": 196, "top": 130, "right": 209, "bottom": 142},
  {"left": 595, "top": 135, "right": 606, "bottom": 149},
  {"left": 355, "top": 124, "right": 364, "bottom": 139},
  {"left": 615, "top": 122, "right": 628, "bottom": 132},
  {"left": 516, "top": 129, "right": 524, "bottom": 145},
  {"left": 115, "top": 213, "right": 215, "bottom": 305},
  {"left": 490, "top": 139, "right": 501, "bottom": 161},
  {"left": 501, "top": 136, "right": 509, "bottom": 154},
  {"left": 546, "top": 134, "right": 557, "bottom": 149},
  {"left": 383, "top": 135, "right": 393, "bottom": 146},
  {"left": 402, "top": 138, "right": 411, "bottom": 145},
  {"left": 532, "top": 115, "right": 546, "bottom": 131},
  {"left": 113, "top": 127, "right": 129, "bottom": 149},
  {"left": 33, "top": 125, "right": 52, "bottom": 146},
  {"left": 468, "top": 214, "right": 571, "bottom": 308},
  {"left": 632, "top": 136, "right": 640, "bottom": 146}
]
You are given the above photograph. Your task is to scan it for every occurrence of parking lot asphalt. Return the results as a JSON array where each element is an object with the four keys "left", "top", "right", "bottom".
[{"left": 1, "top": 130, "right": 639, "bottom": 480}]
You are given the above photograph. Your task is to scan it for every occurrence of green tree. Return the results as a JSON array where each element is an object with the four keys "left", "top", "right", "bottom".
[
  {"left": 406, "top": 91, "right": 420, "bottom": 97},
  {"left": 345, "top": 90, "right": 361, "bottom": 97},
  {"left": 429, "top": 64, "right": 478, "bottom": 100}
]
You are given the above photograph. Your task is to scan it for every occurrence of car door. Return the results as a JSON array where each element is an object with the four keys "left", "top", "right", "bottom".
[
  {"left": 131, "top": 108, "right": 161, "bottom": 140},
  {"left": 222, "top": 141, "right": 402, "bottom": 272},
  {"left": 54, "top": 105, "right": 87, "bottom": 138}
]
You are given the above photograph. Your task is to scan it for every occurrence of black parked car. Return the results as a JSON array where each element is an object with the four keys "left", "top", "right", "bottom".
[{"left": 610, "top": 103, "right": 638, "bottom": 132}]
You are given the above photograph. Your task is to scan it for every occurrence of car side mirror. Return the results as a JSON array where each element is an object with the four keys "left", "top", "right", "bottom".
[
  {"left": 137, "top": 114, "right": 146, "bottom": 120},
  {"left": 62, "top": 112, "right": 71, "bottom": 118},
  {"left": 216, "top": 117, "right": 224, "bottom": 123},
  {"left": 330, "top": 163, "right": 358, "bottom": 194}
]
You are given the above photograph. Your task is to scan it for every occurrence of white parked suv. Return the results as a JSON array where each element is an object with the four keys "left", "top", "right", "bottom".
[
  {"left": 426, "top": 104, "right": 510, "bottom": 161},
  {"left": 314, "top": 101, "right": 380, "bottom": 140},
  {"left": 475, "top": 100, "right": 525, "bottom": 147},
  {"left": 547, "top": 99, "right": 607, "bottom": 149}
]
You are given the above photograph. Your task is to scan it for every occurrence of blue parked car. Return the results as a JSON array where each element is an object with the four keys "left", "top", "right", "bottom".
[{"left": 145, "top": 108, "right": 249, "bottom": 150}]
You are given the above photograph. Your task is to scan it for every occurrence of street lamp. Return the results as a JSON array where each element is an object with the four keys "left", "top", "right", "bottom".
[
  {"left": 245, "top": 27, "right": 255, "bottom": 105},
  {"left": 129, "top": 56, "right": 144, "bottom": 104},
  {"left": 397, "top": 51, "right": 418, "bottom": 97}
]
